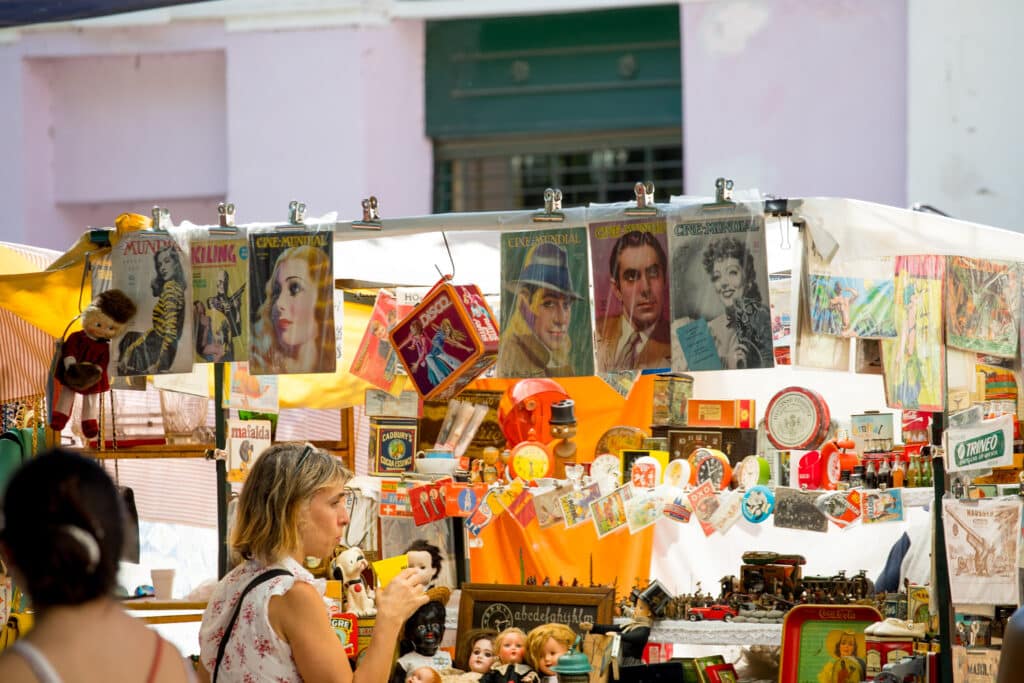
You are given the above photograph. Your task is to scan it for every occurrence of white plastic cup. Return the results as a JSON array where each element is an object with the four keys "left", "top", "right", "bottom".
[{"left": 151, "top": 568, "right": 175, "bottom": 600}]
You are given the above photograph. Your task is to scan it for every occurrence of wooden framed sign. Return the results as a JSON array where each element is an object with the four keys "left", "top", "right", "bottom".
[{"left": 457, "top": 583, "right": 614, "bottom": 638}]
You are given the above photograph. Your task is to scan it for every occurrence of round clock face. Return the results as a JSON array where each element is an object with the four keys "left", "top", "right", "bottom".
[
  {"left": 825, "top": 451, "right": 843, "bottom": 487},
  {"left": 509, "top": 442, "right": 551, "bottom": 480},
  {"left": 664, "top": 459, "right": 691, "bottom": 489},
  {"left": 737, "top": 455, "right": 768, "bottom": 489},
  {"left": 741, "top": 486, "right": 774, "bottom": 523},
  {"left": 695, "top": 454, "right": 727, "bottom": 489},
  {"left": 590, "top": 454, "right": 622, "bottom": 484}
]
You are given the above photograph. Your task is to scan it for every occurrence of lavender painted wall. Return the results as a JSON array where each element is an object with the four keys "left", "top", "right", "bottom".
[{"left": 681, "top": 0, "right": 907, "bottom": 206}]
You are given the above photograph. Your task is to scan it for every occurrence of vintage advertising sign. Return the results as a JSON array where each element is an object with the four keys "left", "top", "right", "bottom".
[{"left": 945, "top": 414, "right": 1014, "bottom": 473}]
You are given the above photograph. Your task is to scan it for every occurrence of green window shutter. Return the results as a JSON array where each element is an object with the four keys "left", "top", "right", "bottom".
[{"left": 426, "top": 6, "right": 682, "bottom": 139}]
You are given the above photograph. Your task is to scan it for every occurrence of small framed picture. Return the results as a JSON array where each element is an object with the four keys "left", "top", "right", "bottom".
[{"left": 704, "top": 663, "right": 738, "bottom": 683}]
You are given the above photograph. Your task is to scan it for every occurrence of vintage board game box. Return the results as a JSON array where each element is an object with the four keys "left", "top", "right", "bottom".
[
  {"left": 369, "top": 417, "right": 417, "bottom": 474},
  {"left": 389, "top": 282, "right": 499, "bottom": 401}
]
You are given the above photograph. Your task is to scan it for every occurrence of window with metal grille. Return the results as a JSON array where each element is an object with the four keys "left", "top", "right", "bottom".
[{"left": 434, "top": 128, "right": 683, "bottom": 213}]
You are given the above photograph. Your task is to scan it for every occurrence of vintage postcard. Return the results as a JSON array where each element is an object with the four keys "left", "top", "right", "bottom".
[
  {"left": 806, "top": 273, "right": 896, "bottom": 339},
  {"left": 498, "top": 227, "right": 594, "bottom": 378},
  {"left": 589, "top": 216, "right": 672, "bottom": 373},
  {"left": 882, "top": 255, "right": 946, "bottom": 412},
  {"left": 946, "top": 257, "right": 1020, "bottom": 357},
  {"left": 773, "top": 487, "right": 828, "bottom": 533},
  {"left": 661, "top": 487, "right": 692, "bottom": 523},
  {"left": 559, "top": 481, "right": 603, "bottom": 529},
  {"left": 532, "top": 485, "right": 569, "bottom": 530},
  {"left": 248, "top": 227, "right": 336, "bottom": 375},
  {"left": 190, "top": 230, "right": 249, "bottom": 363},
  {"left": 625, "top": 488, "right": 662, "bottom": 534},
  {"left": 668, "top": 203, "right": 774, "bottom": 372},
  {"left": 223, "top": 361, "right": 279, "bottom": 412},
  {"left": 942, "top": 497, "right": 1021, "bottom": 605},
  {"left": 111, "top": 232, "right": 194, "bottom": 376},
  {"left": 687, "top": 480, "right": 719, "bottom": 536},
  {"left": 769, "top": 272, "right": 793, "bottom": 364},
  {"left": 861, "top": 488, "right": 904, "bottom": 524},
  {"left": 590, "top": 484, "right": 632, "bottom": 538}
]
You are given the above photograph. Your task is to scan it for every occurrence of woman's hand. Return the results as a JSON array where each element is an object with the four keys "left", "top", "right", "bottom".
[{"left": 375, "top": 567, "right": 431, "bottom": 623}]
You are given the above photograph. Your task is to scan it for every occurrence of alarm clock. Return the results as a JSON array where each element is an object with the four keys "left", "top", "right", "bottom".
[
  {"left": 691, "top": 448, "right": 732, "bottom": 490},
  {"left": 820, "top": 438, "right": 858, "bottom": 490},
  {"left": 507, "top": 441, "right": 552, "bottom": 481},
  {"left": 664, "top": 459, "right": 692, "bottom": 489},
  {"left": 736, "top": 455, "right": 771, "bottom": 489}
]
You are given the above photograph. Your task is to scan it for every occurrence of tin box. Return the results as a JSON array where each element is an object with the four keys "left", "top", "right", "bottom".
[
  {"left": 652, "top": 373, "right": 694, "bottom": 427},
  {"left": 389, "top": 282, "right": 499, "bottom": 401},
  {"left": 369, "top": 417, "right": 417, "bottom": 474}
]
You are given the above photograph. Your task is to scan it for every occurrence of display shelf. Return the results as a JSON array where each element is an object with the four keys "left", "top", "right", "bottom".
[
  {"left": 627, "top": 619, "right": 782, "bottom": 646},
  {"left": 80, "top": 444, "right": 216, "bottom": 460}
]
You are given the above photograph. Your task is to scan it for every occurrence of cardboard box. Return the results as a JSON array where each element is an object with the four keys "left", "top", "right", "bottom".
[
  {"left": 652, "top": 373, "right": 694, "bottom": 427},
  {"left": 389, "top": 282, "right": 499, "bottom": 402},
  {"left": 686, "top": 399, "right": 755, "bottom": 429}
]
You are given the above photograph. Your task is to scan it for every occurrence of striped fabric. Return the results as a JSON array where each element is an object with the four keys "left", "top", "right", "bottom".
[{"left": 0, "top": 242, "right": 61, "bottom": 403}]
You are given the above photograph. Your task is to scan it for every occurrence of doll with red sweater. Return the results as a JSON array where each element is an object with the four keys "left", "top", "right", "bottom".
[{"left": 50, "top": 289, "right": 137, "bottom": 439}]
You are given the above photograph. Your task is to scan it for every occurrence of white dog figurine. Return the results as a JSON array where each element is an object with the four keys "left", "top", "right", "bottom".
[{"left": 332, "top": 546, "right": 376, "bottom": 616}]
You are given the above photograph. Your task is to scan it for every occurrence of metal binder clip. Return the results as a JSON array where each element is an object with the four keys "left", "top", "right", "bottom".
[
  {"left": 353, "top": 196, "right": 383, "bottom": 231},
  {"left": 764, "top": 195, "right": 793, "bottom": 249},
  {"left": 624, "top": 181, "right": 658, "bottom": 216},
  {"left": 218, "top": 202, "right": 236, "bottom": 227},
  {"left": 287, "top": 200, "right": 307, "bottom": 226},
  {"left": 533, "top": 188, "right": 565, "bottom": 223},
  {"left": 151, "top": 206, "right": 172, "bottom": 232},
  {"left": 715, "top": 177, "right": 734, "bottom": 203}
]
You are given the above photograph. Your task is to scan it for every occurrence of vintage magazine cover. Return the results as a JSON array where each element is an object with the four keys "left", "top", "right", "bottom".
[
  {"left": 668, "top": 203, "right": 774, "bottom": 371},
  {"left": 559, "top": 481, "right": 603, "bottom": 529},
  {"left": 349, "top": 289, "right": 407, "bottom": 391},
  {"left": 248, "top": 227, "right": 336, "bottom": 375},
  {"left": 794, "top": 239, "right": 851, "bottom": 371},
  {"left": 806, "top": 260, "right": 896, "bottom": 339},
  {"left": 589, "top": 216, "right": 672, "bottom": 373},
  {"left": 861, "top": 488, "right": 904, "bottom": 524},
  {"left": 881, "top": 255, "right": 946, "bottom": 412},
  {"left": 942, "top": 496, "right": 1021, "bottom": 605},
  {"left": 226, "top": 418, "right": 271, "bottom": 483},
  {"left": 111, "top": 231, "right": 194, "bottom": 376},
  {"left": 497, "top": 227, "right": 594, "bottom": 378},
  {"left": 945, "top": 256, "right": 1020, "bottom": 357},
  {"left": 769, "top": 272, "right": 793, "bottom": 364},
  {"left": 190, "top": 231, "right": 249, "bottom": 364}
]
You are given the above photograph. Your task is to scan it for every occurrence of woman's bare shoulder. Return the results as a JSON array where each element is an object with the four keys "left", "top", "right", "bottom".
[{"left": 0, "top": 648, "right": 35, "bottom": 682}]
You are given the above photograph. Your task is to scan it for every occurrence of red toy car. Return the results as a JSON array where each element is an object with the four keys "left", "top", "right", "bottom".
[{"left": 686, "top": 604, "right": 737, "bottom": 622}]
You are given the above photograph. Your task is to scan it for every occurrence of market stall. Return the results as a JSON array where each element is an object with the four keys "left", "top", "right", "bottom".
[{"left": 1, "top": 187, "right": 1021, "bottom": 683}]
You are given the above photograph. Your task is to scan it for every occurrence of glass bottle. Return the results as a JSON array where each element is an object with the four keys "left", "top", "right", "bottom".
[
  {"left": 920, "top": 455, "right": 933, "bottom": 488},
  {"left": 878, "top": 457, "right": 892, "bottom": 489},
  {"left": 864, "top": 459, "right": 878, "bottom": 489},
  {"left": 891, "top": 459, "right": 905, "bottom": 488},
  {"left": 907, "top": 455, "right": 920, "bottom": 488}
]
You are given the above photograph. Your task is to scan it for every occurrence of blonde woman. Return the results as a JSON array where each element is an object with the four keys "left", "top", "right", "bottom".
[
  {"left": 197, "top": 443, "right": 429, "bottom": 682},
  {"left": 250, "top": 245, "right": 336, "bottom": 374}
]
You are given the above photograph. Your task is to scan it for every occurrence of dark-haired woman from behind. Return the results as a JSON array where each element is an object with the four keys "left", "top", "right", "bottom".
[{"left": 0, "top": 449, "right": 194, "bottom": 682}]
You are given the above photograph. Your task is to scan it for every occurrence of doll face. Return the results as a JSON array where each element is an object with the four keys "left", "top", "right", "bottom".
[
  {"left": 407, "top": 667, "right": 437, "bottom": 683},
  {"left": 85, "top": 309, "right": 124, "bottom": 341},
  {"left": 538, "top": 636, "right": 569, "bottom": 675},
  {"left": 468, "top": 638, "right": 495, "bottom": 673},
  {"left": 407, "top": 549, "right": 435, "bottom": 586},
  {"left": 498, "top": 632, "right": 525, "bottom": 663},
  {"left": 409, "top": 607, "right": 444, "bottom": 656}
]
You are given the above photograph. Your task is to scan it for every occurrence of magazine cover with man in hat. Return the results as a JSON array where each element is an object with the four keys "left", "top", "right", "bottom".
[{"left": 496, "top": 227, "right": 594, "bottom": 378}]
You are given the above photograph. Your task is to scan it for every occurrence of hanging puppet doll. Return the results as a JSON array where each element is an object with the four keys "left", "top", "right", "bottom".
[{"left": 50, "top": 289, "right": 137, "bottom": 439}]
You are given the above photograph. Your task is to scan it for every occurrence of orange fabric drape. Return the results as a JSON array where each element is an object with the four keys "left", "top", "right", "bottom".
[{"left": 467, "top": 374, "right": 659, "bottom": 597}]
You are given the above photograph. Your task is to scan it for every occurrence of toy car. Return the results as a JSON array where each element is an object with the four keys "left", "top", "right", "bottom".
[{"left": 686, "top": 604, "right": 737, "bottom": 622}]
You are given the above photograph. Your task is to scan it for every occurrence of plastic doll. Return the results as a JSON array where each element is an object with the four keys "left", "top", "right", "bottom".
[
  {"left": 480, "top": 627, "right": 538, "bottom": 683},
  {"left": 407, "top": 666, "right": 443, "bottom": 683},
  {"left": 583, "top": 589, "right": 661, "bottom": 666},
  {"left": 390, "top": 601, "right": 452, "bottom": 683},
  {"left": 524, "top": 623, "right": 576, "bottom": 683},
  {"left": 50, "top": 289, "right": 137, "bottom": 439},
  {"left": 405, "top": 539, "right": 451, "bottom": 605}
]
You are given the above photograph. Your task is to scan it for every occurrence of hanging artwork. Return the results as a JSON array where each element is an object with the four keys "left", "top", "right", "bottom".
[
  {"left": 589, "top": 217, "right": 672, "bottom": 373},
  {"left": 497, "top": 227, "right": 594, "bottom": 378},
  {"left": 805, "top": 261, "right": 896, "bottom": 339},
  {"left": 111, "top": 232, "right": 194, "bottom": 376},
  {"left": 350, "top": 290, "right": 408, "bottom": 391},
  {"left": 769, "top": 272, "right": 793, "bottom": 365},
  {"left": 881, "top": 255, "right": 946, "bottom": 412},
  {"left": 945, "top": 257, "right": 1020, "bottom": 357},
  {"left": 668, "top": 203, "right": 774, "bottom": 371},
  {"left": 942, "top": 496, "right": 1021, "bottom": 605},
  {"left": 189, "top": 229, "right": 249, "bottom": 363},
  {"left": 247, "top": 226, "right": 336, "bottom": 375}
]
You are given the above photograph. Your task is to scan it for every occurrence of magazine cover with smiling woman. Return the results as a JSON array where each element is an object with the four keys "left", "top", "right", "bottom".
[
  {"left": 247, "top": 226, "right": 336, "bottom": 375},
  {"left": 497, "top": 227, "right": 594, "bottom": 378}
]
